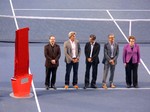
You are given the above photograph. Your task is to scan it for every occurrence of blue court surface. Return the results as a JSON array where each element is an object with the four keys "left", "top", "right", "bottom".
[{"left": 0, "top": 0, "right": 150, "bottom": 112}]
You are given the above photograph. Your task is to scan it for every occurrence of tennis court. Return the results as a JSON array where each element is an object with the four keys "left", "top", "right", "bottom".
[{"left": 0, "top": 0, "right": 150, "bottom": 112}]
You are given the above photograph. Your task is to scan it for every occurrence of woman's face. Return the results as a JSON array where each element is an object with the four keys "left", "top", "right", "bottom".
[{"left": 129, "top": 38, "right": 135, "bottom": 46}]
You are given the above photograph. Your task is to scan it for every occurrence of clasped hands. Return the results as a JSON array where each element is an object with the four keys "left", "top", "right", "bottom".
[
  {"left": 87, "top": 58, "right": 93, "bottom": 62},
  {"left": 109, "top": 59, "right": 115, "bottom": 65},
  {"left": 51, "top": 60, "right": 56, "bottom": 64},
  {"left": 72, "top": 58, "right": 79, "bottom": 63}
]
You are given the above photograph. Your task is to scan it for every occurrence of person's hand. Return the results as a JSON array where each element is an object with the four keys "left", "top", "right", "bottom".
[
  {"left": 87, "top": 58, "right": 92, "bottom": 62},
  {"left": 72, "top": 58, "right": 79, "bottom": 63},
  {"left": 51, "top": 60, "right": 56, "bottom": 64},
  {"left": 124, "top": 63, "right": 126, "bottom": 67},
  {"left": 109, "top": 59, "right": 114, "bottom": 65}
]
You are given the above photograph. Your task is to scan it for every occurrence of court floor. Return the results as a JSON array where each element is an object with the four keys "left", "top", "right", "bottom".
[{"left": 0, "top": 0, "right": 150, "bottom": 112}]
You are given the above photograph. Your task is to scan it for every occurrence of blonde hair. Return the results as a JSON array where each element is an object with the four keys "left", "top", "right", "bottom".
[{"left": 68, "top": 31, "right": 76, "bottom": 38}]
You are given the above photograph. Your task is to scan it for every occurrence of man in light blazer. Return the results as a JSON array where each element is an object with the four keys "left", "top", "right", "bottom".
[
  {"left": 102, "top": 34, "right": 119, "bottom": 89},
  {"left": 84, "top": 34, "right": 100, "bottom": 89},
  {"left": 64, "top": 31, "right": 81, "bottom": 89}
]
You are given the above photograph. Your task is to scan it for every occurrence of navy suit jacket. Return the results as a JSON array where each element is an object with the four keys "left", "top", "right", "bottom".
[{"left": 84, "top": 42, "right": 100, "bottom": 64}]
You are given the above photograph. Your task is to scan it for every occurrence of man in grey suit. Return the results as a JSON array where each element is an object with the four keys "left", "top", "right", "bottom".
[
  {"left": 102, "top": 34, "right": 119, "bottom": 89},
  {"left": 64, "top": 31, "right": 81, "bottom": 89}
]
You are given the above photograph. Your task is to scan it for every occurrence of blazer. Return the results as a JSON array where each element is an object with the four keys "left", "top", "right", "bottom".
[
  {"left": 84, "top": 42, "right": 100, "bottom": 64},
  {"left": 102, "top": 42, "right": 119, "bottom": 65},
  {"left": 123, "top": 44, "right": 140, "bottom": 64},
  {"left": 64, "top": 39, "right": 81, "bottom": 64},
  {"left": 44, "top": 43, "right": 61, "bottom": 67}
]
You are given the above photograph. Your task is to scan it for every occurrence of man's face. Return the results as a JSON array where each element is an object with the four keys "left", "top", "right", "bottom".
[
  {"left": 109, "top": 36, "right": 115, "bottom": 44},
  {"left": 89, "top": 37, "right": 94, "bottom": 44},
  {"left": 70, "top": 34, "right": 76, "bottom": 41},
  {"left": 49, "top": 36, "right": 55, "bottom": 45}
]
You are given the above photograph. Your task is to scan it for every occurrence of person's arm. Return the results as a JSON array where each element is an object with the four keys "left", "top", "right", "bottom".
[
  {"left": 55, "top": 45, "right": 61, "bottom": 61},
  {"left": 137, "top": 44, "right": 140, "bottom": 63},
  {"left": 44, "top": 45, "right": 52, "bottom": 60},
  {"left": 104, "top": 43, "right": 111, "bottom": 61},
  {"left": 123, "top": 45, "right": 127, "bottom": 66},
  {"left": 64, "top": 41, "right": 72, "bottom": 61},
  {"left": 91, "top": 43, "right": 100, "bottom": 61},
  {"left": 113, "top": 44, "right": 119, "bottom": 61}
]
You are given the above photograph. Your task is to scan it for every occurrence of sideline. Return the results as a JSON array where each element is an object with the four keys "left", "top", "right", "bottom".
[
  {"left": 9, "top": 0, "right": 42, "bottom": 112},
  {"left": 35, "top": 87, "right": 150, "bottom": 91}
]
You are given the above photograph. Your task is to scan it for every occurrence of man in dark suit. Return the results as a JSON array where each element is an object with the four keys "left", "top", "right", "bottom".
[
  {"left": 64, "top": 31, "right": 81, "bottom": 89},
  {"left": 102, "top": 34, "right": 119, "bottom": 89},
  {"left": 84, "top": 34, "right": 100, "bottom": 89},
  {"left": 44, "top": 35, "right": 61, "bottom": 90}
]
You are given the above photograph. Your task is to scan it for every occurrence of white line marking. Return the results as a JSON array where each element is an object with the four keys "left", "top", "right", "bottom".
[
  {"left": 106, "top": 10, "right": 150, "bottom": 76},
  {"left": 35, "top": 87, "right": 150, "bottom": 91},
  {"left": 31, "top": 81, "right": 42, "bottom": 112},
  {"left": 106, "top": 10, "right": 129, "bottom": 42},
  {"left": 140, "top": 59, "right": 150, "bottom": 75},
  {"left": 1, "top": 14, "right": 150, "bottom": 22},
  {"left": 9, "top": 1, "right": 41, "bottom": 112},
  {"left": 29, "top": 70, "right": 42, "bottom": 112},
  {"left": 129, "top": 21, "right": 132, "bottom": 36},
  {"left": 9, "top": 0, "right": 18, "bottom": 29},
  {"left": 14, "top": 8, "right": 150, "bottom": 12}
]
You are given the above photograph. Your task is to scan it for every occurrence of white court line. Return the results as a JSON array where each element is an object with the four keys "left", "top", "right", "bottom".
[
  {"left": 9, "top": 0, "right": 41, "bottom": 112},
  {"left": 14, "top": 8, "right": 150, "bottom": 12},
  {"left": 106, "top": 10, "right": 150, "bottom": 76},
  {"left": 9, "top": 0, "right": 18, "bottom": 29},
  {"left": 1, "top": 14, "right": 150, "bottom": 22},
  {"left": 129, "top": 20, "right": 132, "bottom": 36},
  {"left": 35, "top": 87, "right": 150, "bottom": 91}
]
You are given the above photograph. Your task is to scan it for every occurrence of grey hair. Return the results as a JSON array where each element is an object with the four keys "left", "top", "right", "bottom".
[{"left": 108, "top": 34, "right": 115, "bottom": 38}]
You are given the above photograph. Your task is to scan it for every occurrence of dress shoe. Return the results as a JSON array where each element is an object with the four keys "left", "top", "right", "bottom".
[
  {"left": 64, "top": 85, "right": 69, "bottom": 89},
  {"left": 73, "top": 85, "right": 79, "bottom": 89},
  {"left": 51, "top": 85, "right": 57, "bottom": 90},
  {"left": 45, "top": 85, "right": 49, "bottom": 90},
  {"left": 91, "top": 84, "right": 98, "bottom": 89},
  {"left": 134, "top": 85, "right": 138, "bottom": 88},
  {"left": 83, "top": 85, "right": 89, "bottom": 89},
  {"left": 102, "top": 83, "right": 107, "bottom": 89},
  {"left": 110, "top": 83, "right": 116, "bottom": 88},
  {"left": 127, "top": 85, "right": 131, "bottom": 88}
]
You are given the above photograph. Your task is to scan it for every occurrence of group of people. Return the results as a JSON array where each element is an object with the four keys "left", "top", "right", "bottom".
[{"left": 44, "top": 31, "right": 140, "bottom": 90}]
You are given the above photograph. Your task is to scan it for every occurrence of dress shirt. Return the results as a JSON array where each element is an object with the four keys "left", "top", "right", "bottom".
[
  {"left": 110, "top": 42, "right": 114, "bottom": 58},
  {"left": 90, "top": 42, "right": 95, "bottom": 57},
  {"left": 70, "top": 39, "right": 76, "bottom": 58}
]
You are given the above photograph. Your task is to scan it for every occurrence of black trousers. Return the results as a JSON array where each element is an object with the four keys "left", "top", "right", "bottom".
[
  {"left": 65, "top": 62, "right": 79, "bottom": 86},
  {"left": 85, "top": 62, "right": 98, "bottom": 86},
  {"left": 45, "top": 67, "right": 57, "bottom": 87},
  {"left": 125, "top": 63, "right": 138, "bottom": 86}
]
